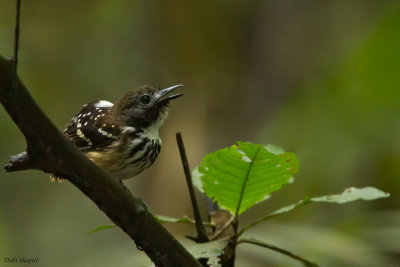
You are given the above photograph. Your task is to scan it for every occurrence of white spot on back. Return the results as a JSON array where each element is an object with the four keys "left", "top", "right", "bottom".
[
  {"left": 95, "top": 100, "right": 113, "bottom": 108},
  {"left": 97, "top": 127, "right": 116, "bottom": 138},
  {"left": 77, "top": 129, "right": 93, "bottom": 145}
]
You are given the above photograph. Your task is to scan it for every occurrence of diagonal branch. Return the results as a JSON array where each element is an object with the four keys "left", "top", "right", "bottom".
[{"left": 0, "top": 55, "right": 200, "bottom": 267}]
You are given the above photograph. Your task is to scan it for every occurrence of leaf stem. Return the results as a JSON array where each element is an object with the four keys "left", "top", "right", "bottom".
[
  {"left": 238, "top": 238, "right": 319, "bottom": 267},
  {"left": 234, "top": 145, "right": 261, "bottom": 226},
  {"left": 176, "top": 132, "right": 209, "bottom": 242}
]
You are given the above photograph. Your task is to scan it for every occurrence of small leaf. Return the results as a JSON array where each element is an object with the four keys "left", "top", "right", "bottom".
[
  {"left": 155, "top": 215, "right": 214, "bottom": 227},
  {"left": 186, "top": 237, "right": 229, "bottom": 261},
  {"left": 197, "top": 141, "right": 299, "bottom": 215},
  {"left": 85, "top": 225, "right": 117, "bottom": 235},
  {"left": 311, "top": 187, "right": 390, "bottom": 203},
  {"left": 155, "top": 215, "right": 194, "bottom": 224},
  {"left": 239, "top": 187, "right": 390, "bottom": 235}
]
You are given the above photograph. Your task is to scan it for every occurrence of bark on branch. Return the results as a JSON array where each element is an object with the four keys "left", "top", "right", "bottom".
[{"left": 0, "top": 55, "right": 200, "bottom": 267}]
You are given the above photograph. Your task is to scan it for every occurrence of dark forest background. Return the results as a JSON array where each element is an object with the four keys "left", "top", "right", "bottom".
[{"left": 0, "top": 1, "right": 399, "bottom": 266}]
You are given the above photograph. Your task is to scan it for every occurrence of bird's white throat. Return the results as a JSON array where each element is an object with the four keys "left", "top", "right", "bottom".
[{"left": 143, "top": 109, "right": 169, "bottom": 143}]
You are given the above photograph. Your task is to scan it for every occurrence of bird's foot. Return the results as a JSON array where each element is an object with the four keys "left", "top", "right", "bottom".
[{"left": 50, "top": 175, "right": 65, "bottom": 183}]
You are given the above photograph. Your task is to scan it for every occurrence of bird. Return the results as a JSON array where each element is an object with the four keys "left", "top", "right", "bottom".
[{"left": 50, "top": 84, "right": 183, "bottom": 182}]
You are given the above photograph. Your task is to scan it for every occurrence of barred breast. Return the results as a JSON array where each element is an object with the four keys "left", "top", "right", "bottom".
[{"left": 86, "top": 126, "right": 161, "bottom": 180}]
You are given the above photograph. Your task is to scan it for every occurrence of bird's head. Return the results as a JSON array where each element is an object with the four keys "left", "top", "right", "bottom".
[{"left": 112, "top": 84, "right": 184, "bottom": 128}]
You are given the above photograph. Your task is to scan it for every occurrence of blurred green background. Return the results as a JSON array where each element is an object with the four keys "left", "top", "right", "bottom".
[{"left": 1, "top": 1, "right": 399, "bottom": 266}]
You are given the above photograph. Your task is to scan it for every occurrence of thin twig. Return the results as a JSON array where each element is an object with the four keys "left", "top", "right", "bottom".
[
  {"left": 14, "top": 0, "right": 21, "bottom": 74},
  {"left": 210, "top": 214, "right": 234, "bottom": 240},
  {"left": 238, "top": 238, "right": 319, "bottom": 267},
  {"left": 176, "top": 132, "right": 209, "bottom": 242}
]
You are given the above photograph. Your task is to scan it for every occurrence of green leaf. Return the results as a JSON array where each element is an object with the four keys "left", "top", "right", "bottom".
[
  {"left": 85, "top": 225, "right": 117, "bottom": 235},
  {"left": 311, "top": 187, "right": 390, "bottom": 203},
  {"left": 239, "top": 187, "right": 390, "bottom": 235},
  {"left": 196, "top": 141, "right": 299, "bottom": 215}
]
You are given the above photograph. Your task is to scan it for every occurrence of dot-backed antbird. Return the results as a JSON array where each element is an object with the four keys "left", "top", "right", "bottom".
[{"left": 51, "top": 84, "right": 183, "bottom": 182}]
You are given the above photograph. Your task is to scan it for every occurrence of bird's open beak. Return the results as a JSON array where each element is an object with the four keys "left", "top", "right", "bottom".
[{"left": 157, "top": 84, "right": 184, "bottom": 102}]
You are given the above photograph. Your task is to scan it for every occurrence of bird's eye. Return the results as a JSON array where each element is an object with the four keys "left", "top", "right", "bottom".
[{"left": 140, "top": 95, "right": 151, "bottom": 104}]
